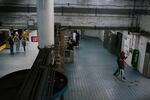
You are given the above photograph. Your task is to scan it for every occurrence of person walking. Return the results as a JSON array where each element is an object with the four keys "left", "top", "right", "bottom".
[
  {"left": 113, "top": 51, "right": 128, "bottom": 80},
  {"left": 8, "top": 35, "right": 14, "bottom": 54}
]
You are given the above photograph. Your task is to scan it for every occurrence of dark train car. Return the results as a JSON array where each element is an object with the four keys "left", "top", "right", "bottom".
[{"left": 0, "top": 29, "right": 10, "bottom": 51}]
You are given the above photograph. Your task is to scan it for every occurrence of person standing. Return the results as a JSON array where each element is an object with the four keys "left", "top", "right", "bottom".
[
  {"left": 67, "top": 37, "right": 74, "bottom": 50},
  {"left": 72, "top": 30, "right": 77, "bottom": 46},
  {"left": 23, "top": 29, "right": 29, "bottom": 41},
  {"left": 8, "top": 35, "right": 14, "bottom": 54},
  {"left": 22, "top": 36, "right": 26, "bottom": 52},
  {"left": 14, "top": 32, "right": 20, "bottom": 52},
  {"left": 76, "top": 31, "right": 80, "bottom": 47}
]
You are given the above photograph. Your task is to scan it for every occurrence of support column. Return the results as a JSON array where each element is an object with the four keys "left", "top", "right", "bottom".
[{"left": 37, "top": 0, "right": 54, "bottom": 48}]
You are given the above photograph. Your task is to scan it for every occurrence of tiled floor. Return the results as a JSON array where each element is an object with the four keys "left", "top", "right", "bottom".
[
  {"left": 1, "top": 36, "right": 150, "bottom": 100},
  {"left": 0, "top": 39, "right": 38, "bottom": 77},
  {"left": 64, "top": 37, "right": 150, "bottom": 100}
]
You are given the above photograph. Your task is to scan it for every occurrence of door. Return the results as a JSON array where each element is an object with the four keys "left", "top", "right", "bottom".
[
  {"left": 103, "top": 30, "right": 110, "bottom": 49},
  {"left": 115, "top": 32, "right": 123, "bottom": 56},
  {"left": 143, "top": 42, "right": 150, "bottom": 77}
]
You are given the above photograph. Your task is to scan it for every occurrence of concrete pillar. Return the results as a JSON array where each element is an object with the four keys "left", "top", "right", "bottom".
[{"left": 37, "top": 0, "right": 54, "bottom": 48}]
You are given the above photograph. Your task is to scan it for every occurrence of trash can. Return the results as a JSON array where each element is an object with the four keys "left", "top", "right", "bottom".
[
  {"left": 131, "top": 49, "right": 139, "bottom": 69},
  {"left": 64, "top": 50, "right": 74, "bottom": 63}
]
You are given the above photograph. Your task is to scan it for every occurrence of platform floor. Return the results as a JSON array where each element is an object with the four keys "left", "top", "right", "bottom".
[
  {"left": 1, "top": 36, "right": 150, "bottom": 100},
  {"left": 64, "top": 37, "right": 150, "bottom": 100},
  {"left": 0, "top": 42, "right": 38, "bottom": 77}
]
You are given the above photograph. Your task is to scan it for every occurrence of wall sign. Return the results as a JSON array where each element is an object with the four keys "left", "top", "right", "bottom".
[{"left": 31, "top": 36, "right": 39, "bottom": 42}]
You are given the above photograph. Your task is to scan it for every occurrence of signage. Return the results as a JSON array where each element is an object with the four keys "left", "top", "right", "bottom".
[{"left": 31, "top": 36, "right": 39, "bottom": 42}]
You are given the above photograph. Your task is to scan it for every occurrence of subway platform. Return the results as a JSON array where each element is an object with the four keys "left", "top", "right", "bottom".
[
  {"left": 0, "top": 41, "right": 39, "bottom": 77},
  {"left": 64, "top": 37, "right": 150, "bottom": 100},
  {"left": 0, "top": 36, "right": 150, "bottom": 100}
]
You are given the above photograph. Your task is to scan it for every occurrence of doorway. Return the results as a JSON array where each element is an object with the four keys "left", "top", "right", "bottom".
[
  {"left": 143, "top": 42, "right": 150, "bottom": 77},
  {"left": 115, "top": 32, "right": 123, "bottom": 56}
]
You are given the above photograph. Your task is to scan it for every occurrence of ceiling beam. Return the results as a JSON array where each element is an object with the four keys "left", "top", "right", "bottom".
[
  {"left": 62, "top": 26, "right": 139, "bottom": 31},
  {"left": 0, "top": 6, "right": 149, "bottom": 15}
]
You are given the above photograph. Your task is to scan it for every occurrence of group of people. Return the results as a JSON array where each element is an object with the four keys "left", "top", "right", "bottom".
[
  {"left": 8, "top": 30, "right": 27, "bottom": 54},
  {"left": 66, "top": 30, "right": 80, "bottom": 50},
  {"left": 113, "top": 51, "right": 129, "bottom": 80}
]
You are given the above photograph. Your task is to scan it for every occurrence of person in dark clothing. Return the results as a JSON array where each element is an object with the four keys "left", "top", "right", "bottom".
[
  {"left": 76, "top": 31, "right": 80, "bottom": 47},
  {"left": 22, "top": 37, "right": 26, "bottom": 52},
  {"left": 67, "top": 37, "right": 74, "bottom": 50},
  {"left": 8, "top": 35, "right": 14, "bottom": 54},
  {"left": 113, "top": 51, "right": 128, "bottom": 80},
  {"left": 10, "top": 27, "right": 14, "bottom": 37},
  {"left": 18, "top": 29, "right": 23, "bottom": 40}
]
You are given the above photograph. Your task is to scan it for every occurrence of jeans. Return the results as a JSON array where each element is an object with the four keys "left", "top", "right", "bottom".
[
  {"left": 10, "top": 45, "right": 14, "bottom": 54},
  {"left": 114, "top": 68, "right": 125, "bottom": 79}
]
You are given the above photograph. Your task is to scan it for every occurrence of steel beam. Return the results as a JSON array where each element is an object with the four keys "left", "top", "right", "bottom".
[{"left": 0, "top": 6, "right": 149, "bottom": 15}]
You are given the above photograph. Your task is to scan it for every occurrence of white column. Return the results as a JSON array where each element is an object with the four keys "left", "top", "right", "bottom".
[{"left": 37, "top": 0, "right": 54, "bottom": 48}]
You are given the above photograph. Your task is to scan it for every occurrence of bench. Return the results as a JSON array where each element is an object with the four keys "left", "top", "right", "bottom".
[{"left": 17, "top": 48, "right": 55, "bottom": 100}]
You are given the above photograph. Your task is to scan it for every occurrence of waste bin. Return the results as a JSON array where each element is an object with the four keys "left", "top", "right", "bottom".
[
  {"left": 64, "top": 50, "right": 74, "bottom": 63},
  {"left": 131, "top": 49, "right": 139, "bottom": 69}
]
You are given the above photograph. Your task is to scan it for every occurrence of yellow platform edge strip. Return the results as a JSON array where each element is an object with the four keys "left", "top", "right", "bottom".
[{"left": 0, "top": 44, "right": 6, "bottom": 52}]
